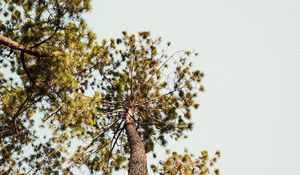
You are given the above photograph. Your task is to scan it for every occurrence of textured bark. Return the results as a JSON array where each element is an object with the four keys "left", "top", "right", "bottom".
[
  {"left": 125, "top": 108, "right": 148, "bottom": 175},
  {"left": 0, "top": 34, "right": 62, "bottom": 57}
]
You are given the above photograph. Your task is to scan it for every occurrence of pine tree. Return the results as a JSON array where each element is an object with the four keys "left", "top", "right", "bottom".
[
  {"left": 0, "top": 1, "right": 217, "bottom": 174},
  {"left": 40, "top": 31, "right": 205, "bottom": 174}
]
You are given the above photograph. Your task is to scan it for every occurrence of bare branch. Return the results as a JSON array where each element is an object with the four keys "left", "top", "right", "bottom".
[
  {"left": 84, "top": 118, "right": 122, "bottom": 151},
  {"left": 0, "top": 34, "right": 62, "bottom": 58}
]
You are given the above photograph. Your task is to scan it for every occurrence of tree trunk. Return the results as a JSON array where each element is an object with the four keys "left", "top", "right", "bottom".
[
  {"left": 125, "top": 108, "right": 148, "bottom": 175},
  {"left": 0, "top": 34, "right": 61, "bottom": 57}
]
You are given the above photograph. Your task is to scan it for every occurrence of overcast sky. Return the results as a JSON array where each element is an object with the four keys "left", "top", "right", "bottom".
[{"left": 84, "top": 0, "right": 300, "bottom": 174}]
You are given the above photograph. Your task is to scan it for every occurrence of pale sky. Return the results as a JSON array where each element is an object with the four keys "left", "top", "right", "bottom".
[{"left": 84, "top": 0, "right": 300, "bottom": 174}]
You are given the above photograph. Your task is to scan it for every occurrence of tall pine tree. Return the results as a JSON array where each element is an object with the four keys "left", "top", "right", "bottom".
[
  {"left": 42, "top": 32, "right": 205, "bottom": 174},
  {"left": 0, "top": 1, "right": 219, "bottom": 174}
]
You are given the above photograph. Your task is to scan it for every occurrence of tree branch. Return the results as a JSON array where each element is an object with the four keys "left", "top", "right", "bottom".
[
  {"left": 0, "top": 34, "right": 62, "bottom": 57},
  {"left": 84, "top": 118, "right": 122, "bottom": 151}
]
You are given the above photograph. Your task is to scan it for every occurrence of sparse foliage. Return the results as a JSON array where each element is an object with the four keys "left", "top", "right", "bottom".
[{"left": 151, "top": 149, "right": 221, "bottom": 175}]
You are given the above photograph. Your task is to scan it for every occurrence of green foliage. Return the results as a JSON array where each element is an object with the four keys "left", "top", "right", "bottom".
[
  {"left": 151, "top": 149, "right": 221, "bottom": 175},
  {"left": 0, "top": 0, "right": 105, "bottom": 174}
]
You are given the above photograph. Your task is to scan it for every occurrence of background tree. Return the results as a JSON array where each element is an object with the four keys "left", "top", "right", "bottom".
[{"left": 0, "top": 0, "right": 108, "bottom": 173}]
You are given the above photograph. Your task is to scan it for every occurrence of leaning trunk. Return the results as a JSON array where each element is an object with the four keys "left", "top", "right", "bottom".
[{"left": 125, "top": 108, "right": 148, "bottom": 175}]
